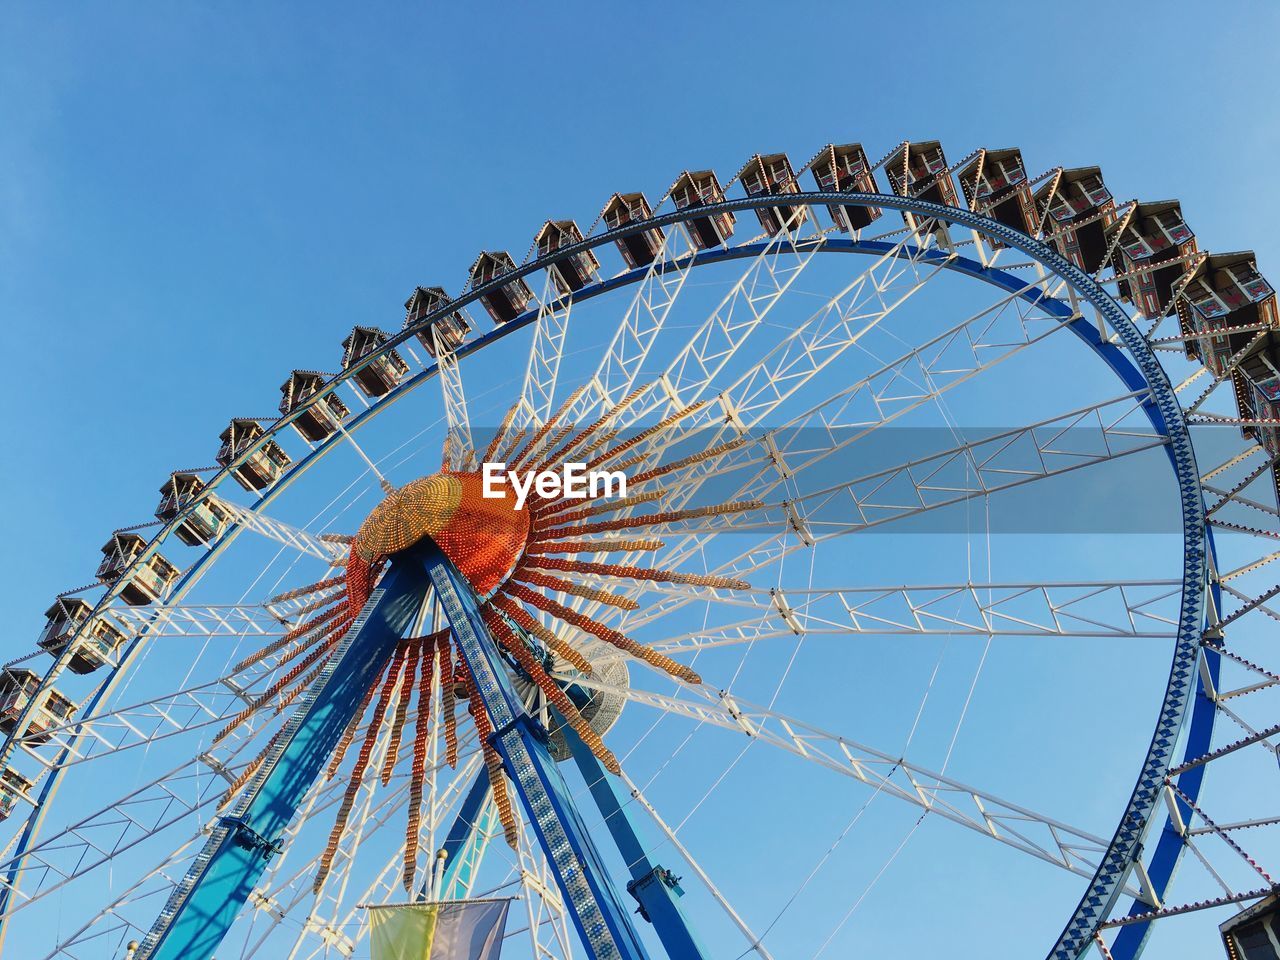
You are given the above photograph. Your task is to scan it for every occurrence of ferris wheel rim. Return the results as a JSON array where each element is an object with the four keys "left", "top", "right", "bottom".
[{"left": 1, "top": 191, "right": 1216, "bottom": 960}]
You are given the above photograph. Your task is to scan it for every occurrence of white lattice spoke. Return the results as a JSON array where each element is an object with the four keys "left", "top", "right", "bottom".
[
  {"left": 5, "top": 603, "right": 295, "bottom": 761},
  {"left": 513, "top": 272, "right": 575, "bottom": 434},
  {"left": 21, "top": 620, "right": 319, "bottom": 769},
  {"left": 621, "top": 391, "right": 1163, "bottom": 635},
  {"left": 0, "top": 694, "right": 375, "bottom": 915},
  {"left": 22, "top": 677, "right": 251, "bottom": 766},
  {"left": 653, "top": 264, "right": 1073, "bottom": 537},
  {"left": 617, "top": 212, "right": 827, "bottom": 430},
  {"left": 46, "top": 758, "right": 358, "bottom": 960},
  {"left": 211, "top": 498, "right": 348, "bottom": 564},
  {"left": 0, "top": 756, "right": 241, "bottom": 914},
  {"left": 716, "top": 221, "right": 993, "bottom": 432},
  {"left": 564, "top": 222, "right": 701, "bottom": 424},
  {"left": 566, "top": 262, "right": 1080, "bottom": 628},
  {"left": 100, "top": 602, "right": 291, "bottom": 643},
  {"left": 438, "top": 323, "right": 477, "bottom": 470},
  {"left": 536, "top": 215, "right": 834, "bottom": 613},
  {"left": 38, "top": 834, "right": 201, "bottom": 960},
  {"left": 576, "top": 680, "right": 1147, "bottom": 901},
  {"left": 599, "top": 580, "right": 1181, "bottom": 649},
  {"left": 770, "top": 392, "right": 1156, "bottom": 536},
  {"left": 598, "top": 223, "right": 969, "bottom": 507}
]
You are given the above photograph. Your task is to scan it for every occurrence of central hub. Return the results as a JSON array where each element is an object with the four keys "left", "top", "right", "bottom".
[{"left": 354, "top": 471, "right": 530, "bottom": 596}]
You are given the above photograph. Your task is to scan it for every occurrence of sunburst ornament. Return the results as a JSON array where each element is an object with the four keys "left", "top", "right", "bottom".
[
  {"left": 354, "top": 472, "right": 530, "bottom": 594},
  {"left": 218, "top": 382, "right": 766, "bottom": 891}
]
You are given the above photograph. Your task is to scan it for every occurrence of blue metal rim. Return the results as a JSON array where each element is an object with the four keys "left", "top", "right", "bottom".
[{"left": 3, "top": 192, "right": 1214, "bottom": 960}]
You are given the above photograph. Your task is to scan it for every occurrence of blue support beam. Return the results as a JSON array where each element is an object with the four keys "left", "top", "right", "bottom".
[
  {"left": 419, "top": 542, "right": 651, "bottom": 960},
  {"left": 563, "top": 723, "right": 710, "bottom": 960},
  {"left": 420, "top": 769, "right": 493, "bottom": 901},
  {"left": 138, "top": 560, "right": 430, "bottom": 960}
]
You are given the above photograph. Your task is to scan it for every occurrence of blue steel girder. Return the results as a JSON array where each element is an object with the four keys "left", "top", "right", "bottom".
[
  {"left": 419, "top": 540, "right": 652, "bottom": 960},
  {"left": 563, "top": 722, "right": 710, "bottom": 960},
  {"left": 136, "top": 557, "right": 431, "bottom": 960}
]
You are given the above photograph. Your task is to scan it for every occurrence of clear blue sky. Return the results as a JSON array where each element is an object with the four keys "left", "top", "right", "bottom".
[
  {"left": 2, "top": 3, "right": 1279, "bottom": 959},
  {"left": 3, "top": 1, "right": 1278, "bottom": 615}
]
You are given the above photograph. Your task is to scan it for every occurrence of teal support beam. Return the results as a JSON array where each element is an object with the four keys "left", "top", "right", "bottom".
[{"left": 420, "top": 770, "right": 494, "bottom": 901}]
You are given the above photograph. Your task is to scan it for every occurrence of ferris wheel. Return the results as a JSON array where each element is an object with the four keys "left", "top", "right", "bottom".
[{"left": 1, "top": 138, "right": 1279, "bottom": 960}]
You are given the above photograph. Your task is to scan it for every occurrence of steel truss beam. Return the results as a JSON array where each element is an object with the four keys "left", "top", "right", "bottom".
[
  {"left": 0, "top": 718, "right": 271, "bottom": 918},
  {"left": 513, "top": 272, "right": 575, "bottom": 434},
  {"left": 599, "top": 581, "right": 1182, "bottom": 659},
  {"left": 759, "top": 392, "right": 1159, "bottom": 538},
  {"left": 558, "top": 218, "right": 960, "bottom": 624},
  {"left": 14, "top": 610, "right": 322, "bottom": 769},
  {"left": 562, "top": 222, "right": 701, "bottom": 424},
  {"left": 567, "top": 249, "right": 1080, "bottom": 632},
  {"left": 0, "top": 640, "right": 401, "bottom": 917},
  {"left": 103, "top": 602, "right": 292, "bottom": 639},
  {"left": 211, "top": 499, "right": 348, "bottom": 564},
  {"left": 617, "top": 392, "right": 1165, "bottom": 640},
  {"left": 564, "top": 678, "right": 1147, "bottom": 902},
  {"left": 436, "top": 321, "right": 477, "bottom": 470},
  {"left": 570, "top": 207, "right": 823, "bottom": 436},
  {"left": 639, "top": 302, "right": 1075, "bottom": 564},
  {"left": 6, "top": 601, "right": 296, "bottom": 764},
  {"left": 620, "top": 212, "right": 826, "bottom": 427}
]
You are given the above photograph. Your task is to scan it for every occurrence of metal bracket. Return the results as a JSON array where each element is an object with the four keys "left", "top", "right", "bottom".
[
  {"left": 218, "top": 816, "right": 283, "bottom": 861},
  {"left": 626, "top": 867, "right": 685, "bottom": 922}
]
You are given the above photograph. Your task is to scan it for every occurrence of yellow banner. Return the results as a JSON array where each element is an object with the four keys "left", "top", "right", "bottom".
[{"left": 368, "top": 899, "right": 511, "bottom": 960}]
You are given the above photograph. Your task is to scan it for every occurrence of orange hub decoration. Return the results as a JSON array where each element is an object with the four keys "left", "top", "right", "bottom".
[{"left": 352, "top": 471, "right": 530, "bottom": 596}]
